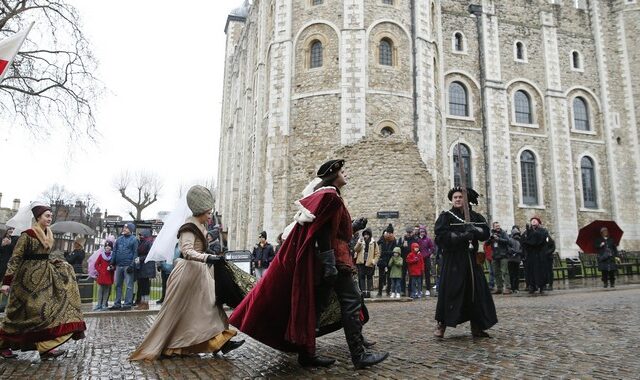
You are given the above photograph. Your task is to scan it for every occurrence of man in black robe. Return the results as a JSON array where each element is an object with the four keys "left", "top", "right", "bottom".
[
  {"left": 433, "top": 187, "right": 497, "bottom": 339},
  {"left": 521, "top": 216, "right": 552, "bottom": 294}
]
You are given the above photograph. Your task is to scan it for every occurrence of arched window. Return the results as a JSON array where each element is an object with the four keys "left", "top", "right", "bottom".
[
  {"left": 310, "top": 40, "right": 323, "bottom": 68},
  {"left": 581, "top": 156, "right": 598, "bottom": 208},
  {"left": 382, "top": 0, "right": 394, "bottom": 4},
  {"left": 515, "top": 41, "right": 525, "bottom": 61},
  {"left": 379, "top": 38, "right": 393, "bottom": 66},
  {"left": 573, "top": 97, "right": 590, "bottom": 131},
  {"left": 449, "top": 82, "right": 469, "bottom": 117},
  {"left": 520, "top": 150, "right": 539, "bottom": 205},
  {"left": 380, "top": 126, "right": 395, "bottom": 137},
  {"left": 453, "top": 143, "right": 472, "bottom": 187},
  {"left": 514, "top": 90, "right": 533, "bottom": 124},
  {"left": 572, "top": 51, "right": 581, "bottom": 69},
  {"left": 312, "top": 0, "right": 323, "bottom": 5},
  {"left": 454, "top": 32, "right": 464, "bottom": 52}
]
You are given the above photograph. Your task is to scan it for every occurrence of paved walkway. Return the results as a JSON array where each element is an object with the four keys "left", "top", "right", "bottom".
[{"left": 1, "top": 281, "right": 639, "bottom": 379}]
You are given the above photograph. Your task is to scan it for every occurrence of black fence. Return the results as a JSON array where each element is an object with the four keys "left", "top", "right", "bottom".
[{"left": 80, "top": 250, "right": 253, "bottom": 304}]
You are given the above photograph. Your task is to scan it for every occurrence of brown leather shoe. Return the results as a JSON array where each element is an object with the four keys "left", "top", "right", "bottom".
[
  {"left": 434, "top": 322, "right": 446, "bottom": 339},
  {"left": 503, "top": 289, "right": 512, "bottom": 295},
  {"left": 491, "top": 289, "right": 502, "bottom": 295},
  {"left": 134, "top": 301, "right": 149, "bottom": 310}
]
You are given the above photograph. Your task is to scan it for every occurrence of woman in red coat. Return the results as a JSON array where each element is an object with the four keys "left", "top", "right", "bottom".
[
  {"left": 406, "top": 243, "right": 424, "bottom": 298},
  {"left": 94, "top": 241, "right": 114, "bottom": 311}
]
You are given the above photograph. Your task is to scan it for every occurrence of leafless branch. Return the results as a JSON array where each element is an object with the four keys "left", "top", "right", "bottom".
[{"left": 0, "top": 0, "right": 102, "bottom": 140}]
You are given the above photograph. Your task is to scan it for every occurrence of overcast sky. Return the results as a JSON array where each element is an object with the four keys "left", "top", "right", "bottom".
[{"left": 1, "top": 1, "right": 240, "bottom": 218}]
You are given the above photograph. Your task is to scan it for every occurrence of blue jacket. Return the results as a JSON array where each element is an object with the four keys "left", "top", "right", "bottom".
[
  {"left": 160, "top": 245, "right": 181, "bottom": 274},
  {"left": 111, "top": 234, "right": 139, "bottom": 267}
]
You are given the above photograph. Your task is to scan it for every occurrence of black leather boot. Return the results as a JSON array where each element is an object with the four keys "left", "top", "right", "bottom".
[
  {"left": 363, "top": 337, "right": 376, "bottom": 349},
  {"left": 298, "top": 353, "right": 336, "bottom": 367}
]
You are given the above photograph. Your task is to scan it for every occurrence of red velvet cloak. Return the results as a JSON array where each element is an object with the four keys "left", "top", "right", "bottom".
[{"left": 228, "top": 187, "right": 351, "bottom": 356}]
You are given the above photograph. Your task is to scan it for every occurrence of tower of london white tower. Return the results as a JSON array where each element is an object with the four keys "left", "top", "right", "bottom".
[{"left": 218, "top": 0, "right": 640, "bottom": 257}]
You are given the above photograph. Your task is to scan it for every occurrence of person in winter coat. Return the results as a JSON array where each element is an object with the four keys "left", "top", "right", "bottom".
[
  {"left": 251, "top": 231, "right": 275, "bottom": 280},
  {"left": 406, "top": 243, "right": 424, "bottom": 299},
  {"left": 397, "top": 226, "right": 417, "bottom": 297},
  {"left": 66, "top": 237, "right": 86, "bottom": 274},
  {"left": 521, "top": 217, "right": 552, "bottom": 294},
  {"left": 489, "top": 222, "right": 512, "bottom": 295},
  {"left": 134, "top": 230, "right": 156, "bottom": 310},
  {"left": 377, "top": 224, "right": 397, "bottom": 297},
  {"left": 387, "top": 247, "right": 403, "bottom": 298},
  {"left": 110, "top": 223, "right": 138, "bottom": 310},
  {"left": 416, "top": 226, "right": 435, "bottom": 296},
  {"left": 507, "top": 226, "right": 523, "bottom": 292},
  {"left": 94, "top": 241, "right": 114, "bottom": 310},
  {"left": 595, "top": 227, "right": 619, "bottom": 288},
  {"left": 354, "top": 228, "right": 379, "bottom": 298}
]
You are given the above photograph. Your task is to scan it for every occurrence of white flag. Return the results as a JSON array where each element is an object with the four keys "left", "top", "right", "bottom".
[{"left": 0, "top": 23, "right": 34, "bottom": 82}]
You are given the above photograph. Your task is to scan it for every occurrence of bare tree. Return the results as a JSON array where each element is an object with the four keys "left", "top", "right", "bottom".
[
  {"left": 40, "top": 183, "right": 76, "bottom": 222},
  {"left": 115, "top": 170, "right": 163, "bottom": 220},
  {"left": 0, "top": 1, "right": 102, "bottom": 139}
]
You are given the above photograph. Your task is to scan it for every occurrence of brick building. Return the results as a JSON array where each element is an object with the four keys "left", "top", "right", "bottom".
[{"left": 217, "top": 0, "right": 640, "bottom": 256}]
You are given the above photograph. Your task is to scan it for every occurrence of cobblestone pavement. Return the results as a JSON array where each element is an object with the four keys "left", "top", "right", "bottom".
[{"left": 1, "top": 284, "right": 639, "bottom": 379}]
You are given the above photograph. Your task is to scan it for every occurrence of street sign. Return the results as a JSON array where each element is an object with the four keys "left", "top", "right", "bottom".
[
  {"left": 225, "top": 250, "right": 252, "bottom": 262},
  {"left": 376, "top": 211, "right": 399, "bottom": 219}
]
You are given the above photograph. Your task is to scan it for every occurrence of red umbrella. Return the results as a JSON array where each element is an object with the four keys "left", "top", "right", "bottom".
[{"left": 576, "top": 220, "right": 623, "bottom": 253}]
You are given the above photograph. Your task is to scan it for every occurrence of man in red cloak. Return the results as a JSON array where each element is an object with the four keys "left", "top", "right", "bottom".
[{"left": 229, "top": 159, "right": 389, "bottom": 369}]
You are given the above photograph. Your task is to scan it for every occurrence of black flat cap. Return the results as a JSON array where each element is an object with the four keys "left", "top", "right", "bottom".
[
  {"left": 317, "top": 159, "right": 345, "bottom": 178},
  {"left": 447, "top": 186, "right": 480, "bottom": 205}
]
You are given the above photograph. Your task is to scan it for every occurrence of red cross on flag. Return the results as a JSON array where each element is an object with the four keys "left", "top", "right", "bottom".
[{"left": 0, "top": 23, "right": 34, "bottom": 82}]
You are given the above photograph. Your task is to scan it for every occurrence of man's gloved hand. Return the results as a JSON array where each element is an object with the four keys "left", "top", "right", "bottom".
[
  {"left": 316, "top": 249, "right": 338, "bottom": 283},
  {"left": 206, "top": 254, "right": 226, "bottom": 265},
  {"left": 465, "top": 223, "right": 484, "bottom": 239},
  {"left": 352, "top": 217, "right": 368, "bottom": 232},
  {"left": 451, "top": 231, "right": 473, "bottom": 243}
]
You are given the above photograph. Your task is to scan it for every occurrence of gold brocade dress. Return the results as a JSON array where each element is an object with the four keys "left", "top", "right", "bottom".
[{"left": 0, "top": 227, "right": 86, "bottom": 353}]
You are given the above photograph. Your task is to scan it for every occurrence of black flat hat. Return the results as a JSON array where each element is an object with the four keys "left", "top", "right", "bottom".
[
  {"left": 447, "top": 186, "right": 480, "bottom": 205},
  {"left": 317, "top": 159, "right": 345, "bottom": 178}
]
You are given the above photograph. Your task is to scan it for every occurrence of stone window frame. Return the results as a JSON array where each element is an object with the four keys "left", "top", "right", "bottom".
[
  {"left": 445, "top": 73, "right": 478, "bottom": 122},
  {"left": 381, "top": 0, "right": 395, "bottom": 5},
  {"left": 570, "top": 50, "right": 584, "bottom": 72},
  {"left": 514, "top": 90, "right": 534, "bottom": 125},
  {"left": 452, "top": 31, "right": 467, "bottom": 55},
  {"left": 302, "top": 33, "right": 329, "bottom": 71},
  {"left": 514, "top": 40, "right": 527, "bottom": 63},
  {"left": 373, "top": 31, "right": 399, "bottom": 68},
  {"left": 568, "top": 91, "right": 599, "bottom": 136},
  {"left": 379, "top": 38, "right": 394, "bottom": 66},
  {"left": 374, "top": 119, "right": 399, "bottom": 137},
  {"left": 515, "top": 146, "right": 546, "bottom": 209},
  {"left": 576, "top": 152, "right": 604, "bottom": 212},
  {"left": 449, "top": 141, "right": 475, "bottom": 188},
  {"left": 509, "top": 85, "right": 540, "bottom": 128},
  {"left": 309, "top": 0, "right": 324, "bottom": 6}
]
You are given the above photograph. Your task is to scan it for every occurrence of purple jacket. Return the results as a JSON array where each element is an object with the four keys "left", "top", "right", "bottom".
[{"left": 416, "top": 235, "right": 435, "bottom": 259}]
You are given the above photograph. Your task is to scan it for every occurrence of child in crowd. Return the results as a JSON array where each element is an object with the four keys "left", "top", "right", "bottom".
[
  {"left": 94, "top": 241, "right": 115, "bottom": 311},
  {"left": 388, "top": 247, "right": 404, "bottom": 298},
  {"left": 406, "top": 243, "right": 424, "bottom": 299}
]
